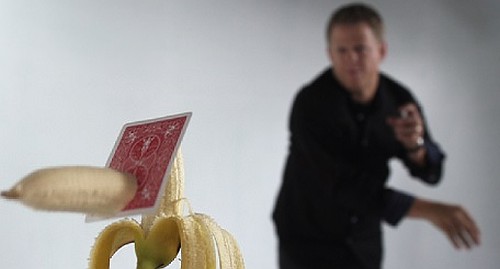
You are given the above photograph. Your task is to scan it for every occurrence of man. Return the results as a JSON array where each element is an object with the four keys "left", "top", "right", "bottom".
[{"left": 272, "top": 3, "right": 480, "bottom": 268}]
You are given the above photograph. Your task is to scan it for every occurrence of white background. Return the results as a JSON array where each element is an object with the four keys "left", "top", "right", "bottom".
[{"left": 1, "top": 0, "right": 499, "bottom": 268}]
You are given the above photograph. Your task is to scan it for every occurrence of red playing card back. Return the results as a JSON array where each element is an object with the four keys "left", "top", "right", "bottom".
[{"left": 86, "top": 112, "right": 191, "bottom": 222}]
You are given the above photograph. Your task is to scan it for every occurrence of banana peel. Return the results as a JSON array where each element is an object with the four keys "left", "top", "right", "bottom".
[{"left": 88, "top": 151, "right": 245, "bottom": 269}]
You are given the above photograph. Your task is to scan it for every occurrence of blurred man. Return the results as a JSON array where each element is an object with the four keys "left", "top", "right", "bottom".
[{"left": 272, "top": 3, "right": 480, "bottom": 268}]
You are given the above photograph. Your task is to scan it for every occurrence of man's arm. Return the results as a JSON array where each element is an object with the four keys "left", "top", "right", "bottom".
[
  {"left": 387, "top": 103, "right": 444, "bottom": 183},
  {"left": 383, "top": 188, "right": 415, "bottom": 226},
  {"left": 386, "top": 103, "right": 481, "bottom": 249},
  {"left": 407, "top": 197, "right": 481, "bottom": 249}
]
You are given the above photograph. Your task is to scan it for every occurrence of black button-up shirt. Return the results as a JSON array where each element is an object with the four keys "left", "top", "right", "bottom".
[{"left": 273, "top": 68, "right": 445, "bottom": 268}]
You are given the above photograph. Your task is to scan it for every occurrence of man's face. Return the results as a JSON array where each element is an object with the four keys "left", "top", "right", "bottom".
[{"left": 328, "top": 23, "right": 386, "bottom": 103}]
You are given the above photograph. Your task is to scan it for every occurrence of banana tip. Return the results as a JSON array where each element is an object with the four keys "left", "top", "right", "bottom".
[{"left": 1, "top": 189, "right": 19, "bottom": 199}]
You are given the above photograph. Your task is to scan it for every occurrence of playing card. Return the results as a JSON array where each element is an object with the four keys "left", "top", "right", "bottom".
[{"left": 86, "top": 112, "right": 191, "bottom": 221}]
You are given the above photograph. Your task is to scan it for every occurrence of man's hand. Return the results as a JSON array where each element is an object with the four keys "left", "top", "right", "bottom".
[
  {"left": 386, "top": 103, "right": 424, "bottom": 150},
  {"left": 408, "top": 198, "right": 481, "bottom": 249}
]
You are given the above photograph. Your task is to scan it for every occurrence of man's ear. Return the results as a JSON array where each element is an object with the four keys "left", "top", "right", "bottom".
[
  {"left": 379, "top": 41, "right": 388, "bottom": 60},
  {"left": 327, "top": 45, "right": 335, "bottom": 65}
]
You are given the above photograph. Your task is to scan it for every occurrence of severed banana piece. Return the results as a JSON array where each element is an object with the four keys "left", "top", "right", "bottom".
[
  {"left": 1, "top": 166, "right": 137, "bottom": 216},
  {"left": 89, "top": 150, "right": 246, "bottom": 269}
]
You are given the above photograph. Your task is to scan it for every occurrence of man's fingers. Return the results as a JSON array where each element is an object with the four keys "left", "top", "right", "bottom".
[
  {"left": 446, "top": 230, "right": 462, "bottom": 249},
  {"left": 400, "top": 103, "right": 420, "bottom": 118},
  {"left": 442, "top": 221, "right": 470, "bottom": 249},
  {"left": 457, "top": 230, "right": 472, "bottom": 249},
  {"left": 443, "top": 207, "right": 481, "bottom": 249},
  {"left": 458, "top": 210, "right": 481, "bottom": 245}
]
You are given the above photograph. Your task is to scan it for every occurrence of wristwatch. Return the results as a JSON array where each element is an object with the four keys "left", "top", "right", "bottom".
[{"left": 407, "top": 137, "right": 424, "bottom": 153}]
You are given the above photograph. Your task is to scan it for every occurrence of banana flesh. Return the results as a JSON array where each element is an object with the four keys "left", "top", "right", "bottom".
[
  {"left": 89, "top": 151, "right": 246, "bottom": 269},
  {"left": 1, "top": 166, "right": 137, "bottom": 215},
  {"left": 1, "top": 150, "right": 245, "bottom": 268}
]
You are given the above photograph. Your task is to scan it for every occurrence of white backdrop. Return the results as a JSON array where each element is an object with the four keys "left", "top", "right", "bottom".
[{"left": 1, "top": 0, "right": 499, "bottom": 268}]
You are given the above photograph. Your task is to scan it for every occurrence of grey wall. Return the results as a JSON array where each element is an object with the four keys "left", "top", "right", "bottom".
[{"left": 1, "top": 0, "right": 499, "bottom": 268}]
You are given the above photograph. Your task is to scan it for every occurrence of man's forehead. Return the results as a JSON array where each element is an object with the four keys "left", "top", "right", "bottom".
[
  {"left": 328, "top": 21, "right": 383, "bottom": 43},
  {"left": 331, "top": 24, "right": 377, "bottom": 40}
]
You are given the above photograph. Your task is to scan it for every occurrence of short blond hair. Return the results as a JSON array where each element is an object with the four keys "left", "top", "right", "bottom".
[{"left": 326, "top": 3, "right": 385, "bottom": 43}]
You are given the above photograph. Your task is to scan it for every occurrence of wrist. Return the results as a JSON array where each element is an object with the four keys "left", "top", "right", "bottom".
[
  {"left": 406, "top": 137, "right": 426, "bottom": 166},
  {"left": 408, "top": 198, "right": 433, "bottom": 219},
  {"left": 406, "top": 137, "right": 424, "bottom": 153}
]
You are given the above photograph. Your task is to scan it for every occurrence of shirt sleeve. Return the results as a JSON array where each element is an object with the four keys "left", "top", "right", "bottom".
[
  {"left": 404, "top": 138, "right": 445, "bottom": 184},
  {"left": 383, "top": 188, "right": 415, "bottom": 226},
  {"left": 399, "top": 96, "right": 446, "bottom": 184},
  {"left": 387, "top": 101, "right": 445, "bottom": 224}
]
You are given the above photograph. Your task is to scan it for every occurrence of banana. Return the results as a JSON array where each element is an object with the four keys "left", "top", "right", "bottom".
[
  {"left": 195, "top": 214, "right": 245, "bottom": 269},
  {"left": 89, "top": 150, "right": 246, "bottom": 269},
  {"left": 1, "top": 166, "right": 137, "bottom": 216}
]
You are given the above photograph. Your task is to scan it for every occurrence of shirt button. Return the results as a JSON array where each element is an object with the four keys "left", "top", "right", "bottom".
[
  {"left": 356, "top": 113, "right": 365, "bottom": 121},
  {"left": 361, "top": 139, "right": 369, "bottom": 147},
  {"left": 350, "top": 215, "right": 359, "bottom": 224}
]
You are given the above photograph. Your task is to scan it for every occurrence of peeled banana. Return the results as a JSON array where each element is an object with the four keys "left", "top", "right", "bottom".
[
  {"left": 1, "top": 166, "right": 137, "bottom": 216},
  {"left": 89, "top": 151, "right": 246, "bottom": 269},
  {"left": 1, "top": 150, "right": 245, "bottom": 268}
]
